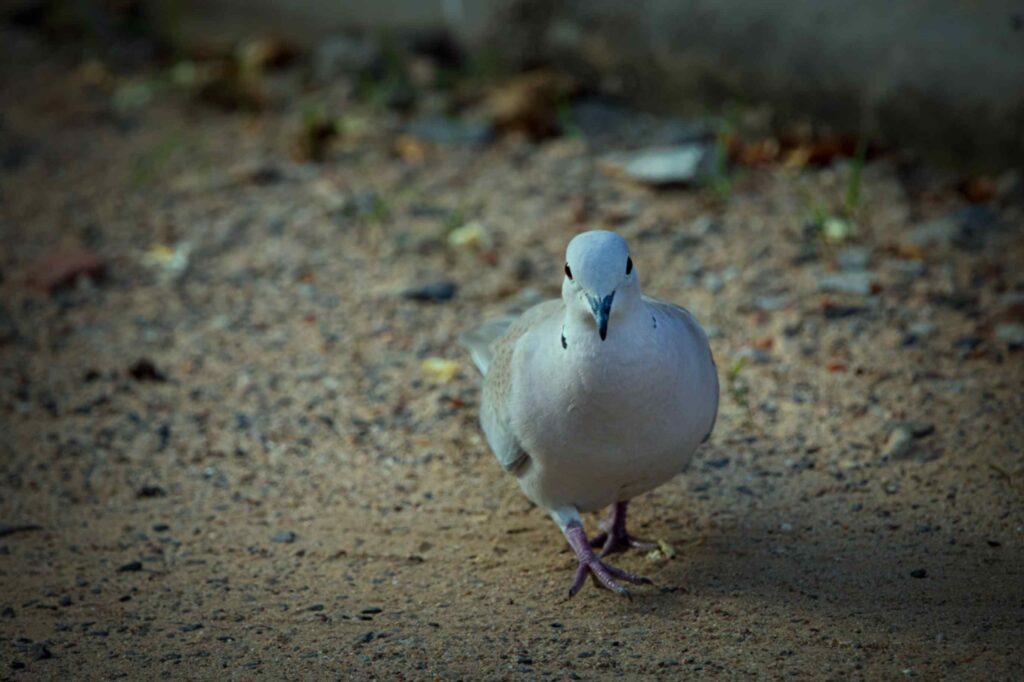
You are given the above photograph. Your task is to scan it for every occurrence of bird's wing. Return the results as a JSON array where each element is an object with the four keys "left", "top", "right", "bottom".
[
  {"left": 472, "top": 299, "right": 562, "bottom": 473},
  {"left": 644, "top": 296, "right": 720, "bottom": 442},
  {"left": 459, "top": 316, "right": 518, "bottom": 375}
]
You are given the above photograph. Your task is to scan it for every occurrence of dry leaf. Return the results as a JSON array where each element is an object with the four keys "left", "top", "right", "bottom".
[{"left": 421, "top": 357, "right": 460, "bottom": 383}]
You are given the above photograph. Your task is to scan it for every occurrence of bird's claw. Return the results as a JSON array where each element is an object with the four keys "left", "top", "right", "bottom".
[
  {"left": 590, "top": 502, "right": 660, "bottom": 557},
  {"left": 590, "top": 530, "right": 659, "bottom": 557},
  {"left": 568, "top": 557, "right": 651, "bottom": 598},
  {"left": 564, "top": 518, "right": 653, "bottom": 597}
]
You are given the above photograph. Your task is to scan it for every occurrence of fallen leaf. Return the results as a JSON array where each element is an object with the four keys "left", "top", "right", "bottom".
[
  {"left": 447, "top": 221, "right": 491, "bottom": 251},
  {"left": 393, "top": 135, "right": 427, "bottom": 163},
  {"left": 421, "top": 357, "right": 460, "bottom": 383},
  {"left": 484, "top": 71, "right": 574, "bottom": 139},
  {"left": 142, "top": 242, "right": 192, "bottom": 282},
  {"left": 780, "top": 133, "right": 859, "bottom": 168},
  {"left": 27, "top": 247, "right": 106, "bottom": 293},
  {"left": 736, "top": 137, "right": 781, "bottom": 165},
  {"left": 959, "top": 176, "right": 997, "bottom": 203}
]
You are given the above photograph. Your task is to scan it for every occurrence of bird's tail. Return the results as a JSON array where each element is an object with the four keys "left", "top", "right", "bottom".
[{"left": 459, "top": 316, "right": 516, "bottom": 375}]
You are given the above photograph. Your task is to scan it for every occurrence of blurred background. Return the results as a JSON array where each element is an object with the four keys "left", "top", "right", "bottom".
[{"left": 1, "top": 1, "right": 1022, "bottom": 679}]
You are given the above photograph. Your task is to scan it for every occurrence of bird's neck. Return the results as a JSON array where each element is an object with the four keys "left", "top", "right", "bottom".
[{"left": 560, "top": 300, "right": 649, "bottom": 358}]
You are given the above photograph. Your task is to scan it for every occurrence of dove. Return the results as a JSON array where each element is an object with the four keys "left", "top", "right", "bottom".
[{"left": 461, "top": 230, "right": 719, "bottom": 596}]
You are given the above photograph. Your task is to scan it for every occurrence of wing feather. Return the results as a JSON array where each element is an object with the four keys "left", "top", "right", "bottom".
[
  {"left": 462, "top": 300, "right": 562, "bottom": 473},
  {"left": 644, "top": 297, "right": 720, "bottom": 442}
]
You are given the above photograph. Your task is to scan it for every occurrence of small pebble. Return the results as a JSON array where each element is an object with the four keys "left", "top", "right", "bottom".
[
  {"left": 836, "top": 246, "right": 871, "bottom": 271},
  {"left": 755, "top": 295, "right": 790, "bottom": 312},
  {"left": 30, "top": 644, "right": 53, "bottom": 661},
  {"left": 136, "top": 485, "right": 167, "bottom": 498},
  {"left": 816, "top": 271, "right": 872, "bottom": 296},
  {"left": 608, "top": 144, "right": 711, "bottom": 186},
  {"left": 403, "top": 281, "right": 457, "bottom": 302},
  {"left": 953, "top": 335, "right": 982, "bottom": 351},
  {"left": 909, "top": 322, "right": 937, "bottom": 338},
  {"left": 881, "top": 428, "right": 913, "bottom": 460},
  {"left": 128, "top": 359, "right": 167, "bottom": 382},
  {"left": 703, "top": 272, "right": 724, "bottom": 294},
  {"left": 995, "top": 323, "right": 1024, "bottom": 349}
]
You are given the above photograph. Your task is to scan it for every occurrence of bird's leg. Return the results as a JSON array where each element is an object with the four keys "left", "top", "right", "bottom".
[
  {"left": 564, "top": 520, "right": 651, "bottom": 597},
  {"left": 589, "top": 501, "right": 660, "bottom": 557}
]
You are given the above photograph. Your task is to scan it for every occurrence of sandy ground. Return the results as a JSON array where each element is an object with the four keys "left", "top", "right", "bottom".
[{"left": 1, "top": 25, "right": 1023, "bottom": 681}]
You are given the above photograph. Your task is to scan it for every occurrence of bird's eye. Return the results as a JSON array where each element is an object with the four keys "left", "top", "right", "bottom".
[
  {"left": 626, "top": 256, "right": 633, "bottom": 275},
  {"left": 565, "top": 263, "right": 573, "bottom": 280}
]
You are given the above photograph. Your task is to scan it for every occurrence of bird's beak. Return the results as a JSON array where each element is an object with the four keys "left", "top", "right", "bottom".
[{"left": 588, "top": 291, "right": 615, "bottom": 341}]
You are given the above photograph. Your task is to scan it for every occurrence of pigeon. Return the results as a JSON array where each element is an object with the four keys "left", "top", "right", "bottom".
[{"left": 461, "top": 230, "right": 719, "bottom": 596}]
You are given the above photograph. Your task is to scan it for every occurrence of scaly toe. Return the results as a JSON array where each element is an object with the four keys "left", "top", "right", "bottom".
[
  {"left": 602, "top": 562, "right": 653, "bottom": 585},
  {"left": 568, "top": 558, "right": 650, "bottom": 597}
]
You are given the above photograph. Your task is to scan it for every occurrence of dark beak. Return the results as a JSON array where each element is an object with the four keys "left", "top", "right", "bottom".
[{"left": 588, "top": 291, "right": 615, "bottom": 341}]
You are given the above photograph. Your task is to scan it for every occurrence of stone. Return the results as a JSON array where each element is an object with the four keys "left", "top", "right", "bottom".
[
  {"left": 403, "top": 281, "right": 457, "bottom": 302},
  {"left": 995, "top": 323, "right": 1024, "bottom": 349},
  {"left": 703, "top": 272, "right": 724, "bottom": 294},
  {"left": 136, "top": 485, "right": 167, "bottom": 498},
  {"left": 908, "top": 218, "right": 958, "bottom": 247},
  {"left": 755, "top": 295, "right": 790, "bottom": 312},
  {"left": 881, "top": 427, "right": 913, "bottom": 460},
  {"left": 406, "top": 117, "right": 493, "bottom": 146},
  {"left": 128, "top": 359, "right": 167, "bottom": 382},
  {"left": 908, "top": 322, "right": 937, "bottom": 338},
  {"left": 312, "top": 35, "right": 382, "bottom": 83},
  {"left": 816, "top": 271, "right": 873, "bottom": 295},
  {"left": 272, "top": 530, "right": 297, "bottom": 543},
  {"left": 836, "top": 246, "right": 871, "bottom": 271},
  {"left": 603, "top": 145, "right": 712, "bottom": 186}
]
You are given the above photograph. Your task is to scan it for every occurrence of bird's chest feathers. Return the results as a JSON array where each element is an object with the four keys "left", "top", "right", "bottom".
[{"left": 516, "top": 328, "right": 680, "bottom": 455}]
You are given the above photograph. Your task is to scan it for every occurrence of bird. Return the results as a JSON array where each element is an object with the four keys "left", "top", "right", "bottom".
[{"left": 461, "top": 230, "right": 720, "bottom": 596}]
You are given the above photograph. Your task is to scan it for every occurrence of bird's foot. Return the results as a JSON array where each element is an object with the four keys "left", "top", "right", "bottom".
[
  {"left": 589, "top": 529, "right": 660, "bottom": 557},
  {"left": 589, "top": 501, "right": 660, "bottom": 557},
  {"left": 564, "top": 521, "right": 652, "bottom": 597},
  {"left": 568, "top": 555, "right": 652, "bottom": 597}
]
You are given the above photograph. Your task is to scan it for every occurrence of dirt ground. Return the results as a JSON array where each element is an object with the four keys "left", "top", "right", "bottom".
[{"left": 2, "top": 24, "right": 1023, "bottom": 681}]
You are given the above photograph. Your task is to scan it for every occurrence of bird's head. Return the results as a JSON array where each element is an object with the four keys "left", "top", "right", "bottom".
[{"left": 561, "top": 230, "right": 640, "bottom": 341}]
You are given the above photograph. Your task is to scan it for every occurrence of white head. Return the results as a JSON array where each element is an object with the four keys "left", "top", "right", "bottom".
[{"left": 561, "top": 230, "right": 640, "bottom": 341}]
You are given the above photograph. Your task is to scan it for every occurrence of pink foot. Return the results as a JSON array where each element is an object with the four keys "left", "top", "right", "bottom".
[
  {"left": 564, "top": 521, "right": 652, "bottom": 597},
  {"left": 589, "top": 501, "right": 659, "bottom": 557}
]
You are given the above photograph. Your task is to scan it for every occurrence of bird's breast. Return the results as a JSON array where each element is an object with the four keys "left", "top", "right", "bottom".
[{"left": 514, "top": 328, "right": 688, "bottom": 459}]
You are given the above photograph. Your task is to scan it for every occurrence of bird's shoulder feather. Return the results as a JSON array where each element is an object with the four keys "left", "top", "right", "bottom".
[{"left": 470, "top": 299, "right": 562, "bottom": 473}]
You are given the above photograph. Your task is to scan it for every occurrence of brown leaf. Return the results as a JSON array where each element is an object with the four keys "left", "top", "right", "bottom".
[
  {"left": 484, "top": 71, "right": 574, "bottom": 139},
  {"left": 27, "top": 247, "right": 105, "bottom": 293},
  {"left": 959, "top": 176, "right": 997, "bottom": 203}
]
